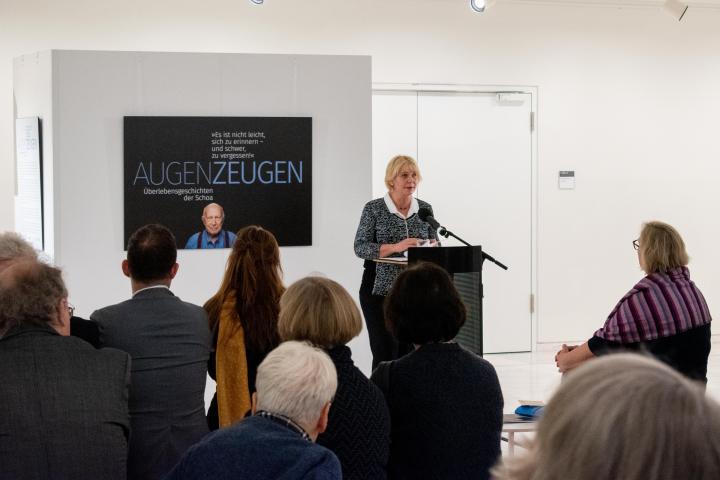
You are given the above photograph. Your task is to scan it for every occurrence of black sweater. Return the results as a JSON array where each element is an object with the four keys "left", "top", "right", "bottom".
[
  {"left": 371, "top": 343, "right": 504, "bottom": 480},
  {"left": 317, "top": 346, "right": 391, "bottom": 480},
  {"left": 588, "top": 323, "right": 711, "bottom": 383}
]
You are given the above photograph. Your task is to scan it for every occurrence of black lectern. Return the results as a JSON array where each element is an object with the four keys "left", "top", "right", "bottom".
[{"left": 408, "top": 246, "right": 485, "bottom": 356}]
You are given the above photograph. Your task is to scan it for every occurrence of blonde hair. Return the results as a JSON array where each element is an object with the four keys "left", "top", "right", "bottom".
[
  {"left": 493, "top": 354, "right": 720, "bottom": 480},
  {"left": 256, "top": 341, "right": 337, "bottom": 430},
  {"left": 278, "top": 276, "right": 362, "bottom": 348},
  {"left": 639, "top": 221, "right": 689, "bottom": 273},
  {"left": 384, "top": 155, "right": 422, "bottom": 191}
]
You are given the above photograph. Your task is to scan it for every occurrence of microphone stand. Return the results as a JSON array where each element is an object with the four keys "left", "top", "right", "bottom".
[{"left": 438, "top": 227, "right": 508, "bottom": 271}]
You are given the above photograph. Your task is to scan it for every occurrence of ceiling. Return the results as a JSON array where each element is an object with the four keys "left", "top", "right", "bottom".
[{"left": 429, "top": 0, "right": 720, "bottom": 8}]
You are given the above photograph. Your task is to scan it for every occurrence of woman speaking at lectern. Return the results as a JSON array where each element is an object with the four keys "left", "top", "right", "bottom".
[{"left": 354, "top": 155, "right": 438, "bottom": 369}]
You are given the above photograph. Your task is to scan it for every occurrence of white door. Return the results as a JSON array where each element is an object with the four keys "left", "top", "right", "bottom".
[{"left": 372, "top": 90, "right": 534, "bottom": 353}]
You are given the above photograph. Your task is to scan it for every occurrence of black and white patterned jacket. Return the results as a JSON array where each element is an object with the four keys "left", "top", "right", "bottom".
[{"left": 353, "top": 194, "right": 437, "bottom": 295}]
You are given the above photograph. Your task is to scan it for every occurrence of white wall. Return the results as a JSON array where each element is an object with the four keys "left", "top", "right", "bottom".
[
  {"left": 13, "top": 49, "right": 373, "bottom": 367},
  {"left": 4, "top": 0, "right": 720, "bottom": 349}
]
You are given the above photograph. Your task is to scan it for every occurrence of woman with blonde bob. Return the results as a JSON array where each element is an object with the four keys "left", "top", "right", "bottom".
[
  {"left": 555, "top": 221, "right": 712, "bottom": 382},
  {"left": 278, "top": 276, "right": 390, "bottom": 480},
  {"left": 354, "top": 155, "right": 439, "bottom": 369},
  {"left": 204, "top": 225, "right": 284, "bottom": 430},
  {"left": 493, "top": 354, "right": 720, "bottom": 480}
]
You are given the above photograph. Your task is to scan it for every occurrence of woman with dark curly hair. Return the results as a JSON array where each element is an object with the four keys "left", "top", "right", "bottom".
[
  {"left": 204, "top": 225, "right": 284, "bottom": 430},
  {"left": 371, "top": 261, "right": 503, "bottom": 480}
]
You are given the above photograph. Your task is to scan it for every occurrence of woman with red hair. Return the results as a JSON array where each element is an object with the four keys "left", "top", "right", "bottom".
[{"left": 204, "top": 225, "right": 285, "bottom": 430}]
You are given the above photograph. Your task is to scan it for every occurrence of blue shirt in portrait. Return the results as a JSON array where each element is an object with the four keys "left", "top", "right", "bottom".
[{"left": 184, "top": 230, "right": 237, "bottom": 249}]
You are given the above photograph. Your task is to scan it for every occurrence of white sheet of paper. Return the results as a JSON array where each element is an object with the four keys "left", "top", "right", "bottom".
[
  {"left": 558, "top": 170, "right": 575, "bottom": 190},
  {"left": 14, "top": 117, "right": 43, "bottom": 250}
]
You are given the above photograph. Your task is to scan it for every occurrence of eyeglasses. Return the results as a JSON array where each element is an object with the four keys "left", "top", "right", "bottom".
[
  {"left": 632, "top": 239, "right": 639, "bottom": 251},
  {"left": 67, "top": 303, "right": 75, "bottom": 317}
]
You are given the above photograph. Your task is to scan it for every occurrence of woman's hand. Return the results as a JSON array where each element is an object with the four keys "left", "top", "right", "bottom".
[
  {"left": 380, "top": 238, "right": 422, "bottom": 257},
  {"left": 554, "top": 344, "right": 574, "bottom": 372},
  {"left": 555, "top": 342, "right": 593, "bottom": 373},
  {"left": 554, "top": 344, "right": 576, "bottom": 358},
  {"left": 395, "top": 238, "right": 422, "bottom": 253}
]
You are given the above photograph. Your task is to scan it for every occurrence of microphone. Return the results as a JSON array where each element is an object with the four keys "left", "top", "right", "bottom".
[{"left": 418, "top": 207, "right": 440, "bottom": 230}]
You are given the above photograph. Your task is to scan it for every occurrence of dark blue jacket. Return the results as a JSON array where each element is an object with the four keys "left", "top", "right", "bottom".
[
  {"left": 164, "top": 415, "right": 341, "bottom": 480},
  {"left": 371, "top": 343, "right": 503, "bottom": 480}
]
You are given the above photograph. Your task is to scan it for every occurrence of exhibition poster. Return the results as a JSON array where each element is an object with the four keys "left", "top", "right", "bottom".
[{"left": 124, "top": 116, "right": 312, "bottom": 249}]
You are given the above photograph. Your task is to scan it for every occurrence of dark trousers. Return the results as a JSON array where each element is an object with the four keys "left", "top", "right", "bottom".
[{"left": 360, "top": 266, "right": 411, "bottom": 371}]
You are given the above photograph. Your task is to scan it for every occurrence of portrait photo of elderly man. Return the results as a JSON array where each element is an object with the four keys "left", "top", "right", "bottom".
[{"left": 184, "top": 202, "right": 237, "bottom": 249}]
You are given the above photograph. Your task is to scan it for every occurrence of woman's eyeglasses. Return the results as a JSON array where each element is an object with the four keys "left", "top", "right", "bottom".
[{"left": 632, "top": 239, "right": 639, "bottom": 251}]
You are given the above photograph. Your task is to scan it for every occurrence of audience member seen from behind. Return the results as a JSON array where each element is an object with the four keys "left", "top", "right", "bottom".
[
  {"left": 0, "top": 261, "right": 130, "bottom": 480},
  {"left": 0, "top": 231, "right": 37, "bottom": 270},
  {"left": 204, "top": 225, "right": 285, "bottom": 430},
  {"left": 279, "top": 276, "right": 391, "bottom": 480},
  {"left": 494, "top": 354, "right": 720, "bottom": 480},
  {"left": 555, "top": 221, "right": 712, "bottom": 382},
  {"left": 0, "top": 231, "right": 100, "bottom": 347},
  {"left": 371, "top": 262, "right": 503, "bottom": 480},
  {"left": 165, "top": 341, "right": 342, "bottom": 480},
  {"left": 91, "top": 224, "right": 211, "bottom": 480}
]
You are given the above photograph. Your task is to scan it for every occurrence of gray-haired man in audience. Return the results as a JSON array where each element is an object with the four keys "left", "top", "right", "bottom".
[
  {"left": 0, "top": 231, "right": 36, "bottom": 270},
  {"left": 0, "top": 231, "right": 100, "bottom": 346},
  {"left": 166, "top": 341, "right": 342, "bottom": 480},
  {"left": 0, "top": 260, "right": 131, "bottom": 479}
]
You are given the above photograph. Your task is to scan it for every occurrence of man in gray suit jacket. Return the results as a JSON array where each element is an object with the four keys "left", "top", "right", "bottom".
[
  {"left": 91, "top": 224, "right": 211, "bottom": 480},
  {"left": 0, "top": 260, "right": 131, "bottom": 480}
]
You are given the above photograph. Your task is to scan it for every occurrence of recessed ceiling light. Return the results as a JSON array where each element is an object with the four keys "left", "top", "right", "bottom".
[{"left": 470, "top": 0, "right": 485, "bottom": 13}]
